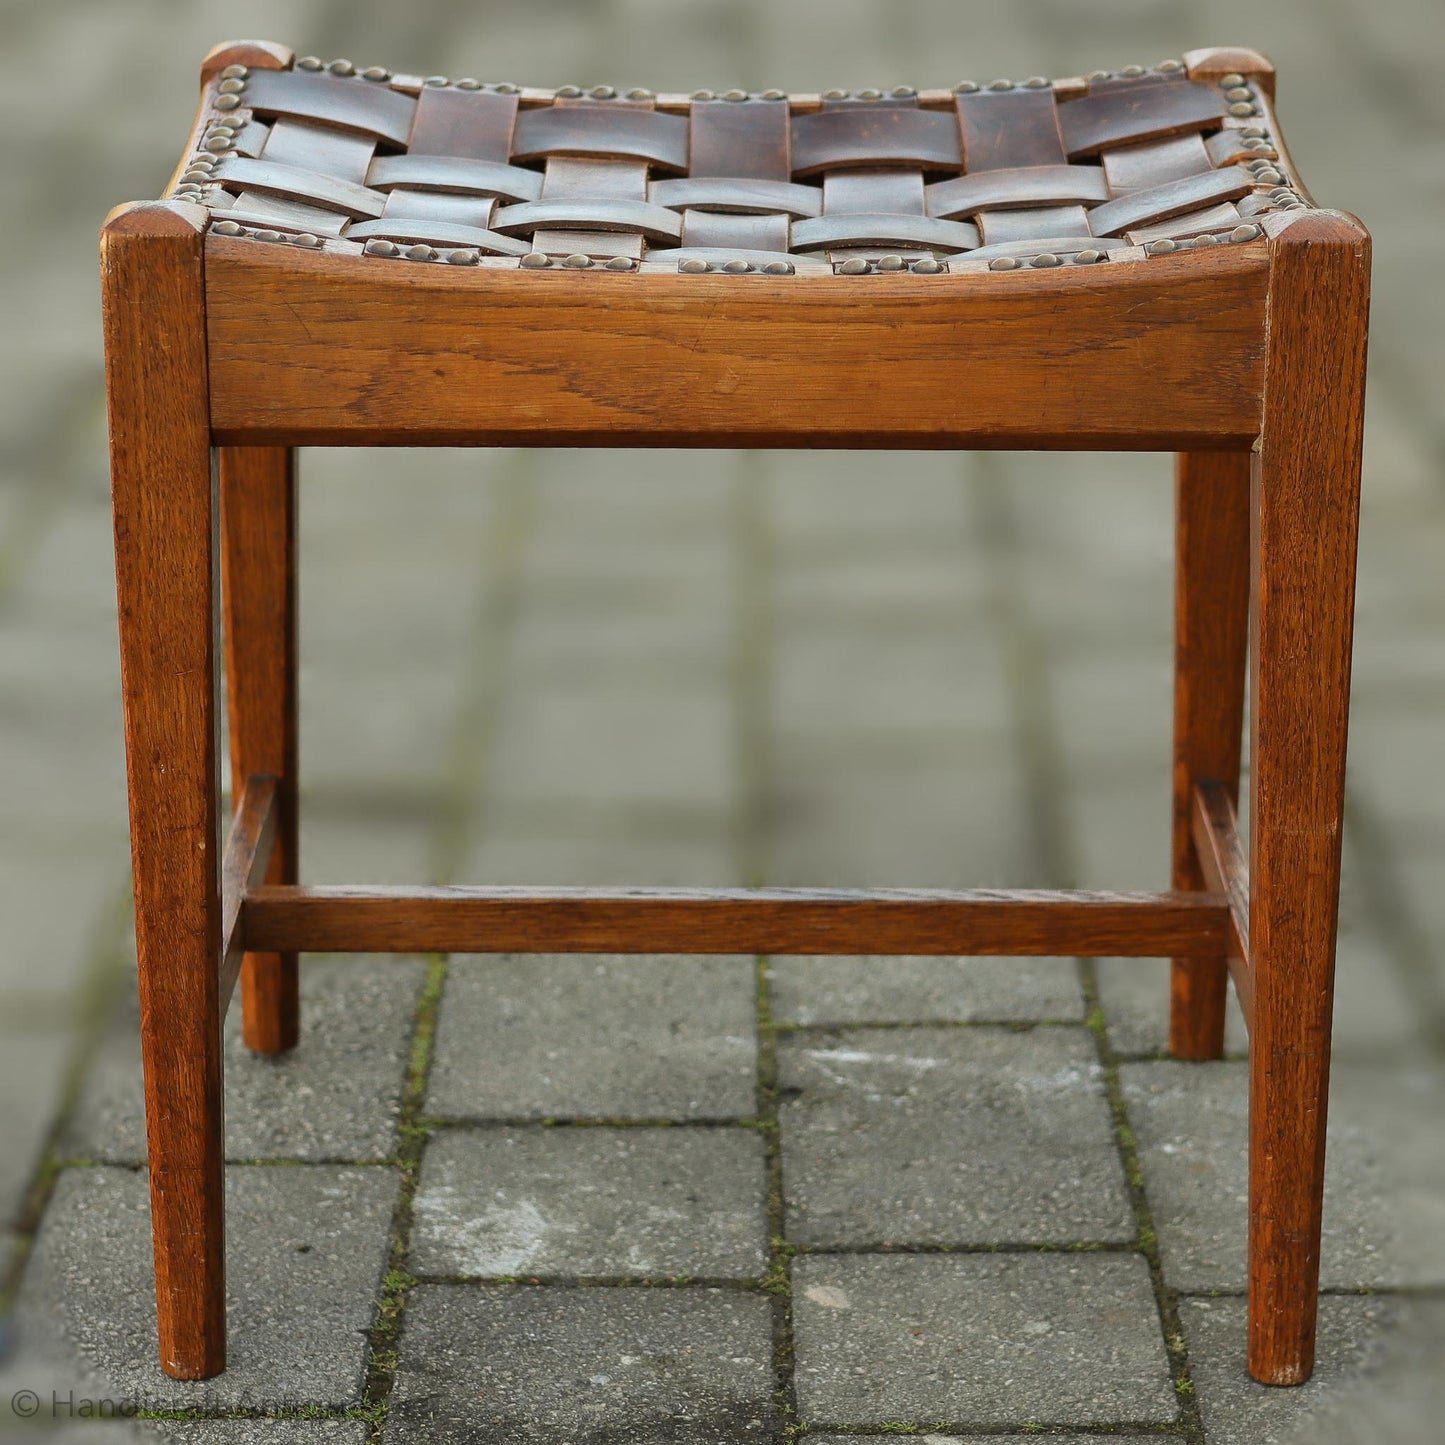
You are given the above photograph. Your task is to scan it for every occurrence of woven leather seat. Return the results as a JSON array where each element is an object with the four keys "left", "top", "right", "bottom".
[{"left": 175, "top": 45, "right": 1308, "bottom": 274}]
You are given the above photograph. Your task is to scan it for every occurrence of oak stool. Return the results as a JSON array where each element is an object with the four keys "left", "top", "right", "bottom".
[{"left": 101, "top": 39, "right": 1369, "bottom": 1387}]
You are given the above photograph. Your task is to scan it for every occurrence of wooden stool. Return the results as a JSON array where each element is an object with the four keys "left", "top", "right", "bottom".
[{"left": 101, "top": 39, "right": 1369, "bottom": 1387}]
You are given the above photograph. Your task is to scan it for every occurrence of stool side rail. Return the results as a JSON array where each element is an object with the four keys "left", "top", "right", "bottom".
[
  {"left": 1192, "top": 779, "right": 1254, "bottom": 1028},
  {"left": 203, "top": 239, "right": 1269, "bottom": 450},
  {"left": 236, "top": 879, "right": 1230, "bottom": 961}
]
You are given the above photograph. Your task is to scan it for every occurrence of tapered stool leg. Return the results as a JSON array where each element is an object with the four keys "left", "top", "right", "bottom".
[
  {"left": 1247, "top": 211, "right": 1369, "bottom": 1386},
  {"left": 102, "top": 200, "right": 227, "bottom": 1378},
  {"left": 221, "top": 446, "right": 299, "bottom": 1054},
  {"left": 1169, "top": 451, "right": 1251, "bottom": 1059}
]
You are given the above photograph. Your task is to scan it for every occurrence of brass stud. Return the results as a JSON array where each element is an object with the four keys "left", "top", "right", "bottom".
[
  {"left": 627, "top": 87, "right": 654, "bottom": 100},
  {"left": 1243, "top": 137, "right": 1272, "bottom": 151},
  {"left": 1085, "top": 70, "right": 1112, "bottom": 83},
  {"left": 363, "top": 239, "right": 399, "bottom": 256},
  {"left": 763, "top": 261, "right": 794, "bottom": 275},
  {"left": 496, "top": 82, "right": 522, "bottom": 95},
  {"left": 363, "top": 66, "right": 391, "bottom": 82},
  {"left": 328, "top": 59, "right": 355, "bottom": 77},
  {"left": 424, "top": 75, "right": 449, "bottom": 88},
  {"left": 558, "top": 85, "right": 584, "bottom": 98},
  {"left": 212, "top": 219, "right": 244, "bottom": 236},
  {"left": 520, "top": 252, "right": 550, "bottom": 268},
  {"left": 294, "top": 233, "right": 322, "bottom": 248},
  {"left": 219, "top": 64, "right": 248, "bottom": 80},
  {"left": 1192, "top": 233, "right": 1218, "bottom": 246},
  {"left": 691, "top": 89, "right": 716, "bottom": 101},
  {"left": 1226, "top": 85, "right": 1253, "bottom": 101},
  {"left": 989, "top": 257, "right": 1020, "bottom": 270},
  {"left": 1254, "top": 167, "right": 1283, "bottom": 184},
  {"left": 405, "top": 244, "right": 436, "bottom": 261},
  {"left": 723, "top": 88, "right": 749, "bottom": 101},
  {"left": 590, "top": 85, "right": 617, "bottom": 99},
  {"left": 761, "top": 89, "right": 786, "bottom": 101},
  {"left": 911, "top": 257, "right": 943, "bottom": 274},
  {"left": 215, "top": 94, "right": 243, "bottom": 110},
  {"left": 1030, "top": 252, "right": 1061, "bottom": 268},
  {"left": 679, "top": 258, "right": 710, "bottom": 273},
  {"left": 182, "top": 168, "right": 212, "bottom": 182},
  {"left": 891, "top": 85, "right": 917, "bottom": 98},
  {"left": 446, "top": 248, "right": 478, "bottom": 264},
  {"left": 954, "top": 81, "right": 979, "bottom": 93},
  {"left": 1228, "top": 102, "right": 1256, "bottom": 117},
  {"left": 823, "top": 88, "right": 850, "bottom": 100},
  {"left": 562, "top": 252, "right": 592, "bottom": 267},
  {"left": 605, "top": 256, "right": 636, "bottom": 271},
  {"left": 1157, "top": 59, "right": 1184, "bottom": 72},
  {"left": 1073, "top": 248, "right": 1103, "bottom": 264},
  {"left": 986, "top": 78, "right": 1014, "bottom": 91},
  {"left": 218, "top": 78, "right": 246, "bottom": 94},
  {"left": 858, "top": 88, "right": 883, "bottom": 100},
  {"left": 1144, "top": 238, "right": 1177, "bottom": 255},
  {"left": 875, "top": 254, "right": 906, "bottom": 272},
  {"left": 1242, "top": 125, "right": 1267, "bottom": 138},
  {"left": 254, "top": 229, "right": 282, "bottom": 242},
  {"left": 1121, "top": 64, "right": 1146, "bottom": 77},
  {"left": 1229, "top": 223, "right": 1263, "bottom": 242},
  {"left": 1220, "top": 72, "right": 1246, "bottom": 87},
  {"left": 837, "top": 257, "right": 870, "bottom": 274},
  {"left": 297, "top": 56, "right": 324, "bottom": 71},
  {"left": 1022, "top": 76, "right": 1050, "bottom": 89},
  {"left": 455, "top": 78, "right": 482, "bottom": 90},
  {"left": 722, "top": 258, "right": 753, "bottom": 273},
  {"left": 204, "top": 136, "right": 232, "bottom": 152}
]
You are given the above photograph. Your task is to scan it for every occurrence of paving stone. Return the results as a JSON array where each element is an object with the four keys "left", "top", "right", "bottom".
[
  {"left": 64, "top": 959, "right": 428, "bottom": 1164},
  {"left": 1181, "top": 1294, "right": 1445, "bottom": 1445},
  {"left": 805, "top": 1437, "right": 1162, "bottom": 1444},
  {"left": 465, "top": 829, "right": 740, "bottom": 888},
  {"left": 1094, "top": 957, "right": 1248, "bottom": 1058},
  {"left": 145, "top": 1425, "right": 370, "bottom": 1444},
  {"left": 411, "top": 1126, "right": 768, "bottom": 1278},
  {"left": 791, "top": 1253, "right": 1176, "bottom": 1426},
  {"left": 385, "top": 1284, "right": 774, "bottom": 1442},
  {"left": 767, "top": 955, "right": 1083, "bottom": 1026},
  {"left": 427, "top": 955, "right": 757, "bottom": 1120},
  {"left": 768, "top": 753, "right": 1039, "bottom": 890},
  {"left": 0, "top": 1026, "right": 72, "bottom": 1228},
  {"left": 780, "top": 1027, "right": 1133, "bottom": 1245},
  {"left": 14, "top": 1165, "right": 397, "bottom": 1411},
  {"left": 1122, "top": 1059, "right": 1445, "bottom": 1290}
]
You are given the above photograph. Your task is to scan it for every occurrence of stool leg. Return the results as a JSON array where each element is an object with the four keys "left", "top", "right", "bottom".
[
  {"left": 221, "top": 446, "right": 300, "bottom": 1054},
  {"left": 1248, "top": 212, "right": 1369, "bottom": 1386},
  {"left": 1169, "top": 451, "right": 1250, "bottom": 1059},
  {"left": 102, "top": 201, "right": 226, "bottom": 1378}
]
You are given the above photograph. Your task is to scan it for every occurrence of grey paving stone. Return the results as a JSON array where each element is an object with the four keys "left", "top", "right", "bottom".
[
  {"left": 1181, "top": 1294, "right": 1445, "bottom": 1445},
  {"left": 411, "top": 1126, "right": 768, "bottom": 1278},
  {"left": 1122, "top": 1059, "right": 1445, "bottom": 1290},
  {"left": 780, "top": 1027, "right": 1133, "bottom": 1245},
  {"left": 427, "top": 955, "right": 757, "bottom": 1121},
  {"left": 63, "top": 959, "right": 428, "bottom": 1164},
  {"left": 768, "top": 753, "right": 1039, "bottom": 890},
  {"left": 791, "top": 1253, "right": 1176, "bottom": 1427},
  {"left": 465, "top": 829, "right": 740, "bottom": 888},
  {"left": 385, "top": 1284, "right": 774, "bottom": 1442},
  {"left": 14, "top": 1165, "right": 397, "bottom": 1411},
  {"left": 144, "top": 1426, "right": 370, "bottom": 1444},
  {"left": 805, "top": 1438, "right": 1162, "bottom": 1444},
  {"left": 1094, "top": 957, "right": 1248, "bottom": 1058},
  {"left": 767, "top": 955, "right": 1083, "bottom": 1026},
  {"left": 0, "top": 1026, "right": 72, "bottom": 1228}
]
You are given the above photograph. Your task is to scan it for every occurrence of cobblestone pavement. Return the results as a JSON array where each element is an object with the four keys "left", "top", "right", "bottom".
[{"left": 2, "top": 1, "right": 1444, "bottom": 1441}]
